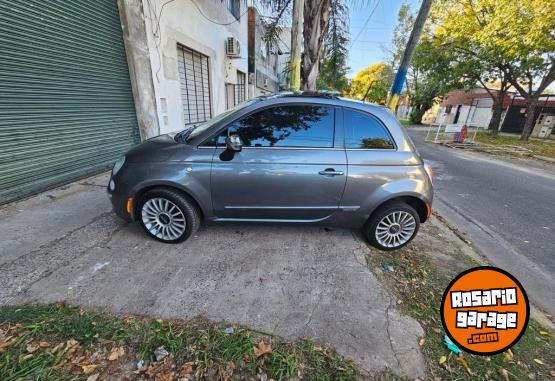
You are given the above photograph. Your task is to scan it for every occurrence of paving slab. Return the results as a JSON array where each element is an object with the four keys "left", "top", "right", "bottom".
[{"left": 0, "top": 173, "right": 426, "bottom": 378}]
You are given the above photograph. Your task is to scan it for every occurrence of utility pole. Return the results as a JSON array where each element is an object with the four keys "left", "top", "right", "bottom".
[
  {"left": 289, "top": 0, "right": 303, "bottom": 91},
  {"left": 386, "top": 0, "right": 433, "bottom": 111}
]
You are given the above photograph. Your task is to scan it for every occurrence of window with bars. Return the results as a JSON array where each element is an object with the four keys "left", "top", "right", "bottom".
[
  {"left": 177, "top": 45, "right": 212, "bottom": 125},
  {"left": 225, "top": 71, "right": 246, "bottom": 109}
]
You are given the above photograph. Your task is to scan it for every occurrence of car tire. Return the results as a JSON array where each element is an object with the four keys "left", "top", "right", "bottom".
[
  {"left": 365, "top": 202, "right": 420, "bottom": 251},
  {"left": 138, "top": 188, "right": 201, "bottom": 243}
]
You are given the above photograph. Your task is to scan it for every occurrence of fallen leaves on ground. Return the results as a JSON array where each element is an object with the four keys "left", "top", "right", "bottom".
[
  {"left": 108, "top": 346, "right": 125, "bottom": 361},
  {"left": 499, "top": 367, "right": 510, "bottom": 381},
  {"left": 254, "top": 341, "right": 272, "bottom": 357},
  {"left": 0, "top": 329, "right": 14, "bottom": 352},
  {"left": 81, "top": 364, "right": 98, "bottom": 374},
  {"left": 26, "top": 343, "right": 39, "bottom": 353}
]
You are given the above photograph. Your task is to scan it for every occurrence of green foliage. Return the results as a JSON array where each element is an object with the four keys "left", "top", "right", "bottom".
[
  {"left": 432, "top": 0, "right": 555, "bottom": 138},
  {"left": 0, "top": 304, "right": 358, "bottom": 380},
  {"left": 390, "top": 5, "right": 461, "bottom": 123},
  {"left": 407, "top": 35, "right": 462, "bottom": 123},
  {"left": 349, "top": 62, "right": 394, "bottom": 103},
  {"left": 317, "top": 0, "right": 350, "bottom": 92}
]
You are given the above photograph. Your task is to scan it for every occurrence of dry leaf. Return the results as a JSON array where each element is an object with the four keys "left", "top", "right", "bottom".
[
  {"left": 26, "top": 343, "right": 39, "bottom": 353},
  {"left": 66, "top": 339, "right": 79, "bottom": 348},
  {"left": 39, "top": 341, "right": 50, "bottom": 348},
  {"left": 499, "top": 367, "right": 510, "bottom": 381},
  {"left": 533, "top": 358, "right": 545, "bottom": 365},
  {"left": 438, "top": 355, "right": 447, "bottom": 364},
  {"left": 456, "top": 356, "right": 474, "bottom": 376},
  {"left": 550, "top": 370, "right": 555, "bottom": 377},
  {"left": 86, "top": 374, "right": 100, "bottom": 381},
  {"left": 0, "top": 334, "right": 14, "bottom": 352},
  {"left": 539, "top": 331, "right": 549, "bottom": 336},
  {"left": 22, "top": 353, "right": 34, "bottom": 360},
  {"left": 503, "top": 349, "right": 514, "bottom": 361},
  {"left": 419, "top": 337, "right": 426, "bottom": 346},
  {"left": 253, "top": 341, "right": 272, "bottom": 357},
  {"left": 108, "top": 346, "right": 125, "bottom": 361},
  {"left": 82, "top": 364, "right": 98, "bottom": 374},
  {"left": 432, "top": 327, "right": 441, "bottom": 334},
  {"left": 180, "top": 362, "right": 194, "bottom": 374},
  {"left": 51, "top": 342, "right": 65, "bottom": 353}
]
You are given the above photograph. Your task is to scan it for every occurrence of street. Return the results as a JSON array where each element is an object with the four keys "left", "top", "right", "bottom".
[{"left": 408, "top": 128, "right": 555, "bottom": 316}]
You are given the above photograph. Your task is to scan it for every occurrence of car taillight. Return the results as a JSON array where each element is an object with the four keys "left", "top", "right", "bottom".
[{"left": 424, "top": 163, "right": 433, "bottom": 184}]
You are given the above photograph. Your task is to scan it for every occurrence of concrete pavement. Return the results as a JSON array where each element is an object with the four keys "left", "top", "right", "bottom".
[
  {"left": 408, "top": 128, "right": 555, "bottom": 316},
  {"left": 0, "top": 173, "right": 426, "bottom": 378}
]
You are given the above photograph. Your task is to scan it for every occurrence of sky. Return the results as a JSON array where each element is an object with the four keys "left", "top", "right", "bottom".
[{"left": 347, "top": 0, "right": 421, "bottom": 78}]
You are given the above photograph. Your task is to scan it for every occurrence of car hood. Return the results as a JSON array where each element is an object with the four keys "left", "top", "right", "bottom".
[{"left": 125, "top": 133, "right": 185, "bottom": 163}]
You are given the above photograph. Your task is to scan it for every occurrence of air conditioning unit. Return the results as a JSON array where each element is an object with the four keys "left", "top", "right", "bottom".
[{"left": 226, "top": 37, "right": 240, "bottom": 57}]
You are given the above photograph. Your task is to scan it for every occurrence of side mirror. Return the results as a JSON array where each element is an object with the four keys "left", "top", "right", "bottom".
[{"left": 225, "top": 134, "right": 243, "bottom": 152}]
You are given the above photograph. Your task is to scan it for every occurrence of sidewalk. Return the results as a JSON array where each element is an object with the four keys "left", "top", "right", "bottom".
[{"left": 0, "top": 173, "right": 426, "bottom": 378}]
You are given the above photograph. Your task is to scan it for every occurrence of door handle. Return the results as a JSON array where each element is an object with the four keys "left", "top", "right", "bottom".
[{"left": 318, "top": 168, "right": 344, "bottom": 176}]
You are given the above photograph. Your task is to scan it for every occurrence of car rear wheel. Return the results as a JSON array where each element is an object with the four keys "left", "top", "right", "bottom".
[
  {"left": 139, "top": 188, "right": 200, "bottom": 243},
  {"left": 365, "top": 202, "right": 420, "bottom": 251}
]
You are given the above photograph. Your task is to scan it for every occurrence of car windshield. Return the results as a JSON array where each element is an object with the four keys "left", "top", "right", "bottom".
[{"left": 183, "top": 99, "right": 258, "bottom": 142}]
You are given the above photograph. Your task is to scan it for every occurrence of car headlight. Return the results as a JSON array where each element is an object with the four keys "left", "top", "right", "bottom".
[{"left": 112, "top": 156, "right": 126, "bottom": 176}]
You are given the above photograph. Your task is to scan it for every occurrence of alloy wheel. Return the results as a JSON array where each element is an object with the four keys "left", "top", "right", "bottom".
[
  {"left": 375, "top": 211, "right": 416, "bottom": 249},
  {"left": 141, "top": 197, "right": 186, "bottom": 241}
]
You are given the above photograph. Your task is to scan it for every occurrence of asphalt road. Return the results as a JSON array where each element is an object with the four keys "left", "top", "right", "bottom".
[{"left": 408, "top": 128, "right": 555, "bottom": 315}]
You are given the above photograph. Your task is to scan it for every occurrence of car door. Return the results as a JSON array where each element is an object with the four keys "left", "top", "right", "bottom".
[{"left": 210, "top": 104, "right": 347, "bottom": 221}]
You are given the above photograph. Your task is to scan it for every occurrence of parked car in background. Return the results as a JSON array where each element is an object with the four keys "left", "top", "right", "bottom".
[{"left": 107, "top": 92, "right": 433, "bottom": 250}]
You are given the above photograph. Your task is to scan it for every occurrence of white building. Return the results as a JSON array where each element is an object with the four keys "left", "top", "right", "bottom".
[
  {"left": 143, "top": 0, "right": 250, "bottom": 134},
  {"left": 247, "top": 7, "right": 279, "bottom": 97}
]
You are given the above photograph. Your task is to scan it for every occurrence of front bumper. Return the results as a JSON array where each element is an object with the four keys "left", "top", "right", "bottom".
[{"left": 107, "top": 183, "right": 133, "bottom": 222}]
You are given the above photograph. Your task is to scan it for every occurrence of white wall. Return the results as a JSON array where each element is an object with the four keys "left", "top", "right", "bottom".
[{"left": 143, "top": 0, "right": 249, "bottom": 134}]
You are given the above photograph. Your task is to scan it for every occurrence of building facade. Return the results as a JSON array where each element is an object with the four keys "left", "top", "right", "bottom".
[
  {"left": 0, "top": 0, "right": 259, "bottom": 204},
  {"left": 434, "top": 89, "right": 555, "bottom": 138},
  {"left": 143, "top": 0, "right": 249, "bottom": 134},
  {"left": 247, "top": 7, "right": 279, "bottom": 97}
]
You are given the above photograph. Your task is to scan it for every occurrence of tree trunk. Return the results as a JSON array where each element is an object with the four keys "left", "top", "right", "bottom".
[
  {"left": 302, "top": 0, "right": 330, "bottom": 90},
  {"left": 488, "top": 90, "right": 506, "bottom": 135},
  {"left": 520, "top": 96, "right": 539, "bottom": 141}
]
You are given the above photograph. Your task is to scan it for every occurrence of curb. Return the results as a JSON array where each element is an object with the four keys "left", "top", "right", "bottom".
[{"left": 533, "top": 155, "right": 555, "bottom": 163}]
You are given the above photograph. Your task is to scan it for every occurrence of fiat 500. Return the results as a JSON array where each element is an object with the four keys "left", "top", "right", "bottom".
[{"left": 107, "top": 92, "right": 433, "bottom": 250}]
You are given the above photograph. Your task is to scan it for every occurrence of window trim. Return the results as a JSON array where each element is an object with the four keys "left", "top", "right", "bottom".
[
  {"left": 341, "top": 106, "right": 397, "bottom": 151},
  {"left": 199, "top": 102, "right": 339, "bottom": 149}
]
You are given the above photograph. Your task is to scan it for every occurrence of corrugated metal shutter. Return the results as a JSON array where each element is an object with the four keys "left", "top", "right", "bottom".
[
  {"left": 0, "top": 0, "right": 139, "bottom": 204},
  {"left": 177, "top": 45, "right": 212, "bottom": 125}
]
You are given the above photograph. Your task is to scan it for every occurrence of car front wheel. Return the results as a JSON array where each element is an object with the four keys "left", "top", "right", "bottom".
[
  {"left": 365, "top": 202, "right": 420, "bottom": 251},
  {"left": 138, "top": 188, "right": 200, "bottom": 243}
]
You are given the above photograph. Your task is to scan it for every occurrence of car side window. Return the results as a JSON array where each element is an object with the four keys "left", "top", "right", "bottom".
[
  {"left": 344, "top": 109, "right": 395, "bottom": 149},
  {"left": 224, "top": 105, "right": 335, "bottom": 148}
]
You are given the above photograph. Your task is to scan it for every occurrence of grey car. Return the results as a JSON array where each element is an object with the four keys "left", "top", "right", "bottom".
[{"left": 107, "top": 92, "right": 433, "bottom": 250}]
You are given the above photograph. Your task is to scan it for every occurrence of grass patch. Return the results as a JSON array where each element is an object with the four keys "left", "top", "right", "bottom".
[
  {"left": 475, "top": 131, "right": 555, "bottom": 159},
  {"left": 367, "top": 246, "right": 555, "bottom": 380},
  {"left": 0, "top": 304, "right": 358, "bottom": 381},
  {"left": 398, "top": 119, "right": 412, "bottom": 126}
]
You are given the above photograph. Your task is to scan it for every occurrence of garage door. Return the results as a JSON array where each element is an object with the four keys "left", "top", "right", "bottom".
[
  {"left": 0, "top": 0, "right": 140, "bottom": 204},
  {"left": 177, "top": 45, "right": 212, "bottom": 125}
]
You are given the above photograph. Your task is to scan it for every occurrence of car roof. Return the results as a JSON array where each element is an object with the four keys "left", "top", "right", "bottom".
[{"left": 256, "top": 91, "right": 388, "bottom": 113}]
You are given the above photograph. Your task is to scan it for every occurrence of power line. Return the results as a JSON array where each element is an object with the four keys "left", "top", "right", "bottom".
[{"left": 350, "top": 0, "right": 381, "bottom": 47}]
